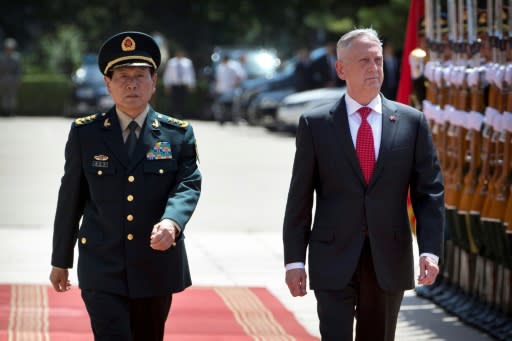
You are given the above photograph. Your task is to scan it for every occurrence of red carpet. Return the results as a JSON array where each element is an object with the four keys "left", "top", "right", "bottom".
[{"left": 0, "top": 285, "right": 318, "bottom": 340}]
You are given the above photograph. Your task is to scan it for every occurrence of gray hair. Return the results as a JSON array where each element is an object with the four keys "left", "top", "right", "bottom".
[{"left": 336, "top": 28, "right": 381, "bottom": 60}]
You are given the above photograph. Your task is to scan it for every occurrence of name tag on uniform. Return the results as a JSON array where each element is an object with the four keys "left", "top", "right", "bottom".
[{"left": 147, "top": 141, "right": 173, "bottom": 160}]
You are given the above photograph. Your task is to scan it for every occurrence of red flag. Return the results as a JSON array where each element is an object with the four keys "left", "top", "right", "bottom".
[{"left": 396, "top": 0, "right": 425, "bottom": 104}]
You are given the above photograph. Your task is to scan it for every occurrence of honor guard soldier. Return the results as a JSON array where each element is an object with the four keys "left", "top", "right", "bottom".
[
  {"left": 49, "top": 31, "right": 201, "bottom": 341},
  {"left": 409, "top": 16, "right": 428, "bottom": 111}
]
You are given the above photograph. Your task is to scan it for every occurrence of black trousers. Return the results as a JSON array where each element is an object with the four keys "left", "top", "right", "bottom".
[
  {"left": 81, "top": 289, "right": 172, "bottom": 341},
  {"left": 314, "top": 239, "right": 404, "bottom": 341}
]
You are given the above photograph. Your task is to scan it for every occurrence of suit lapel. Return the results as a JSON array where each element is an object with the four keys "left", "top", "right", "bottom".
[
  {"left": 368, "top": 97, "right": 399, "bottom": 187},
  {"left": 101, "top": 108, "right": 130, "bottom": 168},
  {"left": 331, "top": 97, "right": 366, "bottom": 185}
]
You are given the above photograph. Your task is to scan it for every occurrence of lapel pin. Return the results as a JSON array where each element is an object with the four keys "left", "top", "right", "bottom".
[
  {"left": 389, "top": 115, "right": 397, "bottom": 122},
  {"left": 104, "top": 118, "right": 111, "bottom": 128}
]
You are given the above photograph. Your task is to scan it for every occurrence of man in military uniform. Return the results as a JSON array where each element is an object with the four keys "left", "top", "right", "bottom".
[
  {"left": 408, "top": 18, "right": 427, "bottom": 111},
  {"left": 49, "top": 31, "right": 201, "bottom": 341}
]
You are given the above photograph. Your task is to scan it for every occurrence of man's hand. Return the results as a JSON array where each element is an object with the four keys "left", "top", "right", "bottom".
[
  {"left": 285, "top": 268, "right": 307, "bottom": 297},
  {"left": 417, "top": 255, "right": 439, "bottom": 285},
  {"left": 49, "top": 266, "right": 70, "bottom": 292},
  {"left": 150, "top": 219, "right": 179, "bottom": 251}
]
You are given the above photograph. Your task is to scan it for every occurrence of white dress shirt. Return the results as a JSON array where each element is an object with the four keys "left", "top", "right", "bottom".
[
  {"left": 215, "top": 62, "right": 240, "bottom": 94},
  {"left": 163, "top": 57, "right": 196, "bottom": 87}
]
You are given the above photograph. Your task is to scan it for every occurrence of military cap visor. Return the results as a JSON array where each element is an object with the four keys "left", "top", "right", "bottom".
[{"left": 98, "top": 31, "right": 161, "bottom": 75}]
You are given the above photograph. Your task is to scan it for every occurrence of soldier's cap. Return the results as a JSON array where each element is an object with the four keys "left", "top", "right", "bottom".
[{"left": 98, "top": 31, "right": 161, "bottom": 75}]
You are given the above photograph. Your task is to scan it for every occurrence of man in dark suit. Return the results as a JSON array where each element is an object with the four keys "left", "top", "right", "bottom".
[
  {"left": 49, "top": 31, "right": 201, "bottom": 341},
  {"left": 381, "top": 41, "right": 400, "bottom": 100},
  {"left": 283, "top": 28, "right": 444, "bottom": 341},
  {"left": 310, "top": 42, "right": 345, "bottom": 89}
]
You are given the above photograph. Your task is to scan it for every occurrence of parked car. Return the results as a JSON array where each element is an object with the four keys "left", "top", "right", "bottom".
[
  {"left": 69, "top": 54, "right": 113, "bottom": 116},
  {"left": 275, "top": 87, "right": 346, "bottom": 132},
  {"left": 230, "top": 58, "right": 296, "bottom": 122},
  {"left": 231, "top": 47, "right": 329, "bottom": 124},
  {"left": 203, "top": 46, "right": 281, "bottom": 123},
  {"left": 246, "top": 88, "right": 295, "bottom": 127},
  {"left": 207, "top": 46, "right": 281, "bottom": 80}
]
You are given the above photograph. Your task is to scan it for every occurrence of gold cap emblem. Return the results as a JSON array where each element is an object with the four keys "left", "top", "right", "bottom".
[{"left": 121, "top": 36, "right": 136, "bottom": 51}]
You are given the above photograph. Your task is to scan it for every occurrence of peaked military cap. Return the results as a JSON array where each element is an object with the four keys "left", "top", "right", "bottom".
[{"left": 98, "top": 31, "right": 161, "bottom": 75}]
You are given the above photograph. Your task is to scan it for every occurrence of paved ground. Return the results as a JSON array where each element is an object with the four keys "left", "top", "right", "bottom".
[{"left": 0, "top": 116, "right": 492, "bottom": 340}]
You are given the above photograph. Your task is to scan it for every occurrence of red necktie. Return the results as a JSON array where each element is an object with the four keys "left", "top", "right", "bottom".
[{"left": 356, "top": 107, "right": 375, "bottom": 184}]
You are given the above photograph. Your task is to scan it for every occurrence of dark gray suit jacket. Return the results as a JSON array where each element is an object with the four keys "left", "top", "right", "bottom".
[{"left": 283, "top": 94, "right": 444, "bottom": 292}]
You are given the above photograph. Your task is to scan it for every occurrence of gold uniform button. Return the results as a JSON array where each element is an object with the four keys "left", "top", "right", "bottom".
[
  {"left": 97, "top": 170, "right": 103, "bottom": 176},
  {"left": 127, "top": 233, "right": 134, "bottom": 241},
  {"left": 159, "top": 169, "right": 164, "bottom": 174},
  {"left": 128, "top": 175, "right": 135, "bottom": 182},
  {"left": 81, "top": 237, "right": 87, "bottom": 244},
  {"left": 127, "top": 194, "right": 134, "bottom": 202},
  {"left": 127, "top": 214, "right": 134, "bottom": 221}
]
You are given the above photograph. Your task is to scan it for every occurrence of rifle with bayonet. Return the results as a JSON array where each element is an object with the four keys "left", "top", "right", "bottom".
[
  {"left": 504, "top": 24, "right": 512, "bottom": 315},
  {"left": 424, "top": 0, "right": 439, "bottom": 130},
  {"left": 485, "top": 1, "right": 512, "bottom": 316},
  {"left": 471, "top": 0, "right": 498, "bottom": 217},
  {"left": 467, "top": 0, "right": 500, "bottom": 311},
  {"left": 446, "top": 0, "right": 471, "bottom": 210},
  {"left": 481, "top": 0, "right": 506, "bottom": 223},
  {"left": 427, "top": 0, "right": 450, "bottom": 164},
  {"left": 458, "top": 13, "right": 484, "bottom": 216}
]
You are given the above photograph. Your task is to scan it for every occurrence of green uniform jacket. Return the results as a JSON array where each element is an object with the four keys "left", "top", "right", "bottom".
[{"left": 51, "top": 107, "right": 201, "bottom": 298}]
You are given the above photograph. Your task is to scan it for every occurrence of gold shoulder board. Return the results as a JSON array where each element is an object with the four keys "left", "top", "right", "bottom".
[
  {"left": 156, "top": 113, "right": 189, "bottom": 128},
  {"left": 74, "top": 113, "right": 99, "bottom": 126}
]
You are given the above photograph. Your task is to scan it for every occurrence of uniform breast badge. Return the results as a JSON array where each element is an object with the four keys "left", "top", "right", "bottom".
[
  {"left": 92, "top": 154, "right": 109, "bottom": 168},
  {"left": 146, "top": 141, "right": 172, "bottom": 160}
]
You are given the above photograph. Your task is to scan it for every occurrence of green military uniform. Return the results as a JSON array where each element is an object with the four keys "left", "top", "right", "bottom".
[
  {"left": 50, "top": 31, "right": 201, "bottom": 340},
  {"left": 52, "top": 108, "right": 200, "bottom": 297}
]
